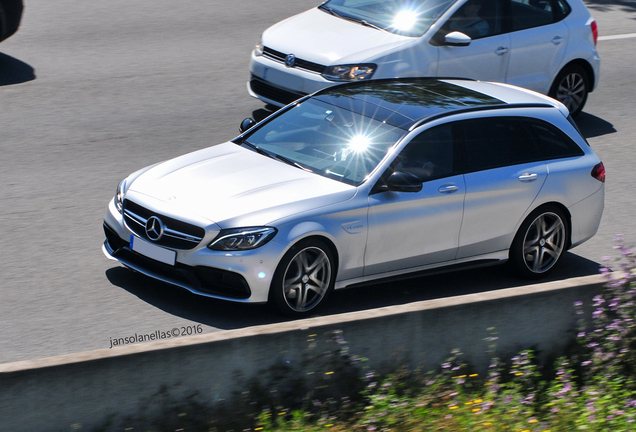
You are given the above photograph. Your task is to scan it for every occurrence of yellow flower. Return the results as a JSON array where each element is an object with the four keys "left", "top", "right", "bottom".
[
  {"left": 474, "top": 399, "right": 483, "bottom": 403},
  {"left": 450, "top": 406, "right": 459, "bottom": 410}
]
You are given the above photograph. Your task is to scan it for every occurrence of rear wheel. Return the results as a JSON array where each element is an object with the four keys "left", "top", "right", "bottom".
[
  {"left": 270, "top": 239, "right": 335, "bottom": 317},
  {"left": 549, "top": 64, "right": 589, "bottom": 117},
  {"left": 510, "top": 206, "right": 568, "bottom": 279}
]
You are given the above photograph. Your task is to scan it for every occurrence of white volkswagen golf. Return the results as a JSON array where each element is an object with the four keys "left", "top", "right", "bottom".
[
  {"left": 248, "top": 0, "right": 600, "bottom": 116},
  {"left": 104, "top": 79, "right": 604, "bottom": 316}
]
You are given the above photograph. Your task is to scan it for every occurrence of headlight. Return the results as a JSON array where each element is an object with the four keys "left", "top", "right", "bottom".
[
  {"left": 254, "top": 37, "right": 264, "bottom": 56},
  {"left": 208, "top": 227, "right": 277, "bottom": 251},
  {"left": 322, "top": 64, "right": 376, "bottom": 82},
  {"left": 114, "top": 179, "right": 127, "bottom": 214}
]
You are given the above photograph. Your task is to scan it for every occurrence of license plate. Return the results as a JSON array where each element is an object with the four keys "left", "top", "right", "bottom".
[
  {"left": 130, "top": 235, "right": 176, "bottom": 266},
  {"left": 265, "top": 68, "right": 305, "bottom": 92}
]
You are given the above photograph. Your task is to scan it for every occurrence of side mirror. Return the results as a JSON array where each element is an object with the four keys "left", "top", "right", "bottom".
[
  {"left": 444, "top": 31, "right": 471, "bottom": 47},
  {"left": 386, "top": 171, "right": 422, "bottom": 193},
  {"left": 239, "top": 118, "right": 257, "bottom": 133}
]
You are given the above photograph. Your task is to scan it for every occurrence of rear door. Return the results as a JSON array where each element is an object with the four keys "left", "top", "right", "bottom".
[
  {"left": 456, "top": 116, "right": 548, "bottom": 259},
  {"left": 505, "top": 0, "right": 570, "bottom": 93}
]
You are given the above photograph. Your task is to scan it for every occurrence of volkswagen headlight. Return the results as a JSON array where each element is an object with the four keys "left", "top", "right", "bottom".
[
  {"left": 254, "top": 37, "right": 264, "bottom": 56},
  {"left": 322, "top": 64, "right": 376, "bottom": 82},
  {"left": 208, "top": 227, "right": 277, "bottom": 251}
]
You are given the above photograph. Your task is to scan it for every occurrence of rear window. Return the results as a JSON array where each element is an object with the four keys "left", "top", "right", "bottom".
[
  {"left": 460, "top": 117, "right": 539, "bottom": 173},
  {"left": 528, "top": 119, "right": 585, "bottom": 158}
]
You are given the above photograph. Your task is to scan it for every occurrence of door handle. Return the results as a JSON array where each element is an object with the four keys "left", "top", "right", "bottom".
[
  {"left": 439, "top": 184, "right": 459, "bottom": 194},
  {"left": 495, "top": 46, "right": 508, "bottom": 56},
  {"left": 551, "top": 36, "right": 564, "bottom": 45},
  {"left": 519, "top": 173, "right": 538, "bottom": 182}
]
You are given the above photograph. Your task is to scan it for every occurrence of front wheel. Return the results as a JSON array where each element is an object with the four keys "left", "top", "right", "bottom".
[
  {"left": 270, "top": 239, "right": 336, "bottom": 317},
  {"left": 510, "top": 206, "right": 568, "bottom": 279},
  {"left": 549, "top": 64, "right": 589, "bottom": 117}
]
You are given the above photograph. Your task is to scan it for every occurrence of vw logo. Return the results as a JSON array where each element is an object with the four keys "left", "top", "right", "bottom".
[
  {"left": 285, "top": 54, "right": 296, "bottom": 68},
  {"left": 145, "top": 216, "right": 165, "bottom": 241}
]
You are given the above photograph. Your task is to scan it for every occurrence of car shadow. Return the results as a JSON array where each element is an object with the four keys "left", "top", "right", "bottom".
[
  {"left": 105, "top": 251, "right": 602, "bottom": 329},
  {"left": 252, "top": 105, "right": 279, "bottom": 122},
  {"left": 0, "top": 52, "right": 35, "bottom": 86},
  {"left": 576, "top": 112, "right": 617, "bottom": 139},
  {"left": 584, "top": 0, "right": 636, "bottom": 13}
]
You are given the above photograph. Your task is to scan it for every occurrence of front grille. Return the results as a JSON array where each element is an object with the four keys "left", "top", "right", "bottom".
[
  {"left": 122, "top": 200, "right": 205, "bottom": 250},
  {"left": 263, "top": 47, "right": 325, "bottom": 74},
  {"left": 250, "top": 76, "right": 305, "bottom": 106}
]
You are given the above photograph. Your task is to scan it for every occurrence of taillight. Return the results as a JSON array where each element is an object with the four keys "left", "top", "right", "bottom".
[
  {"left": 591, "top": 20, "right": 598, "bottom": 46},
  {"left": 592, "top": 161, "right": 605, "bottom": 183}
]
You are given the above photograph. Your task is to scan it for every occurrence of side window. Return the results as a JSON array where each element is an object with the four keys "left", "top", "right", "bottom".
[
  {"left": 442, "top": 0, "right": 502, "bottom": 39},
  {"left": 553, "top": 0, "right": 572, "bottom": 20},
  {"left": 527, "top": 120, "right": 585, "bottom": 159},
  {"left": 394, "top": 124, "right": 456, "bottom": 182},
  {"left": 511, "top": 0, "right": 557, "bottom": 31},
  {"left": 460, "top": 117, "right": 539, "bottom": 173}
]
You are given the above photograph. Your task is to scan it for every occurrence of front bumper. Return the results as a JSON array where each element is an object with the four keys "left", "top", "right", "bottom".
[
  {"left": 248, "top": 52, "right": 336, "bottom": 106},
  {"left": 103, "top": 199, "right": 284, "bottom": 304}
]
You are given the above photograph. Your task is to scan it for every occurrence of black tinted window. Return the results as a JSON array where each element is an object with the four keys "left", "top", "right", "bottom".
[
  {"left": 528, "top": 120, "right": 584, "bottom": 159},
  {"left": 394, "top": 124, "right": 456, "bottom": 182},
  {"left": 461, "top": 117, "right": 539, "bottom": 172},
  {"left": 511, "top": 0, "right": 557, "bottom": 31},
  {"left": 440, "top": 0, "right": 503, "bottom": 39}
]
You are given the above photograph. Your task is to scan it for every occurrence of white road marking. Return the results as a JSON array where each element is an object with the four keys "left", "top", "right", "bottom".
[{"left": 599, "top": 33, "right": 636, "bottom": 41}]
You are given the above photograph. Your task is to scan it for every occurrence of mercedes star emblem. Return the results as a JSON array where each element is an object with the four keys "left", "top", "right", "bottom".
[{"left": 145, "top": 216, "right": 165, "bottom": 241}]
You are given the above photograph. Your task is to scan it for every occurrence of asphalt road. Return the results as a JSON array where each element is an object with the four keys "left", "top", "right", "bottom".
[{"left": 0, "top": 0, "right": 634, "bottom": 364}]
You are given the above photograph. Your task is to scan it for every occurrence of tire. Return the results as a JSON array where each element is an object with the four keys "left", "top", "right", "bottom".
[
  {"left": 549, "top": 64, "right": 589, "bottom": 117},
  {"left": 509, "top": 205, "right": 569, "bottom": 279},
  {"left": 269, "top": 239, "right": 336, "bottom": 317}
]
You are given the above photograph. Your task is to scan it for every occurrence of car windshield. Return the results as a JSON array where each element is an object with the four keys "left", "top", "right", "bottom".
[
  {"left": 238, "top": 98, "right": 408, "bottom": 186},
  {"left": 320, "top": 0, "right": 456, "bottom": 37}
]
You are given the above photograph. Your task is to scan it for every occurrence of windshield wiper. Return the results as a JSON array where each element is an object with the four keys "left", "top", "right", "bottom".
[
  {"left": 318, "top": 4, "right": 342, "bottom": 18},
  {"left": 271, "top": 152, "right": 312, "bottom": 172},
  {"left": 241, "top": 142, "right": 276, "bottom": 160},
  {"left": 318, "top": 4, "right": 384, "bottom": 31},
  {"left": 241, "top": 142, "right": 310, "bottom": 172}
]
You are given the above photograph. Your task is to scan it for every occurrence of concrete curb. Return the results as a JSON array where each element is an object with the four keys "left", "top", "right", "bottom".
[{"left": 0, "top": 274, "right": 606, "bottom": 431}]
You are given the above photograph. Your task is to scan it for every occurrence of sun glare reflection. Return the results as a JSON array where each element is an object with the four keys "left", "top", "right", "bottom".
[
  {"left": 392, "top": 9, "right": 419, "bottom": 31},
  {"left": 349, "top": 134, "right": 371, "bottom": 152}
]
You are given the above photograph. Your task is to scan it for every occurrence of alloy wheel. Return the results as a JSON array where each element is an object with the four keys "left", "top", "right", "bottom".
[
  {"left": 522, "top": 212, "right": 566, "bottom": 274},
  {"left": 282, "top": 246, "right": 332, "bottom": 312},
  {"left": 555, "top": 71, "right": 586, "bottom": 114}
]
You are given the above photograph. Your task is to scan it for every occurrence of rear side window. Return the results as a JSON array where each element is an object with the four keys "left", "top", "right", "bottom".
[
  {"left": 460, "top": 117, "right": 539, "bottom": 173},
  {"left": 527, "top": 120, "right": 585, "bottom": 159},
  {"left": 510, "top": 0, "right": 565, "bottom": 31}
]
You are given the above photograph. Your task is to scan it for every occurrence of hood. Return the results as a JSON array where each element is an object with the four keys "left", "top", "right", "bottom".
[
  {"left": 262, "top": 8, "right": 416, "bottom": 65},
  {"left": 128, "top": 142, "right": 356, "bottom": 227}
]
